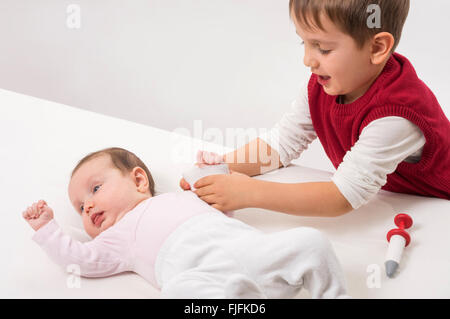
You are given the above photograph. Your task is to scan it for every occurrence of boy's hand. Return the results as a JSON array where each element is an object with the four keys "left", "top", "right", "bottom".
[
  {"left": 179, "top": 150, "right": 226, "bottom": 190},
  {"left": 22, "top": 200, "right": 54, "bottom": 231},
  {"left": 196, "top": 150, "right": 225, "bottom": 166},
  {"left": 179, "top": 178, "right": 192, "bottom": 190},
  {"left": 193, "top": 171, "right": 254, "bottom": 212}
]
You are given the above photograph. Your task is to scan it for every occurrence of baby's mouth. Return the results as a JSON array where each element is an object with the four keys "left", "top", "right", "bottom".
[{"left": 91, "top": 211, "right": 105, "bottom": 227}]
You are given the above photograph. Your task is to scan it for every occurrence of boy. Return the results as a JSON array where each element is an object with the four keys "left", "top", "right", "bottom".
[{"left": 181, "top": 0, "right": 450, "bottom": 216}]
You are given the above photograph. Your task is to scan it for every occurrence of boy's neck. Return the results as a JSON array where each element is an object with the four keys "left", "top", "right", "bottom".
[{"left": 340, "top": 59, "right": 388, "bottom": 104}]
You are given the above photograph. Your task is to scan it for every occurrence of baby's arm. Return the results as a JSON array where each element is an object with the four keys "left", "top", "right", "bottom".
[{"left": 23, "top": 200, "right": 130, "bottom": 277}]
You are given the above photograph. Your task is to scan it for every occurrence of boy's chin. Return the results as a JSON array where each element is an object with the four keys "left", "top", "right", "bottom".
[
  {"left": 323, "top": 86, "right": 346, "bottom": 98},
  {"left": 323, "top": 86, "right": 338, "bottom": 96}
]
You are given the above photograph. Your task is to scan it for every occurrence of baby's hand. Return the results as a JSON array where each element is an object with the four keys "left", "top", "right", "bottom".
[{"left": 22, "top": 200, "right": 54, "bottom": 231}]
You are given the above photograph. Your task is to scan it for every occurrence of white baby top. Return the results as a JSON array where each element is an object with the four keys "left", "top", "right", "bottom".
[
  {"left": 260, "top": 81, "right": 426, "bottom": 209},
  {"left": 32, "top": 191, "right": 216, "bottom": 287}
]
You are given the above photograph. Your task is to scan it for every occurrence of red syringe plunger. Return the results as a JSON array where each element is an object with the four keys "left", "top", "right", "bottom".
[{"left": 386, "top": 213, "right": 413, "bottom": 247}]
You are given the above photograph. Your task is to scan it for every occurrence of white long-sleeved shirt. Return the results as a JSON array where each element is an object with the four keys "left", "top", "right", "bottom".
[{"left": 260, "top": 81, "right": 426, "bottom": 209}]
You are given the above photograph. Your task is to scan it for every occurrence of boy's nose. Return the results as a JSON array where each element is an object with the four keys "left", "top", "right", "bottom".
[{"left": 303, "top": 51, "right": 319, "bottom": 69}]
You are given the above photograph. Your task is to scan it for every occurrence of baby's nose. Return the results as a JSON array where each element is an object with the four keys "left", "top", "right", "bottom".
[{"left": 84, "top": 201, "right": 94, "bottom": 215}]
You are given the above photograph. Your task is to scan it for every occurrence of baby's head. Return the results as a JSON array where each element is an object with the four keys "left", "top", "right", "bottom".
[
  {"left": 68, "top": 147, "right": 155, "bottom": 238},
  {"left": 290, "top": 0, "right": 409, "bottom": 103}
]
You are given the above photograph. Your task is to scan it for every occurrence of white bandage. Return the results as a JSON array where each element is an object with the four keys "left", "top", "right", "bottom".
[{"left": 182, "top": 164, "right": 230, "bottom": 191}]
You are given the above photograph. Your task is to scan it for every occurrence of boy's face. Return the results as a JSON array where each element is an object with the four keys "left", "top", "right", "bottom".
[
  {"left": 293, "top": 11, "right": 380, "bottom": 103},
  {"left": 68, "top": 155, "right": 150, "bottom": 238}
]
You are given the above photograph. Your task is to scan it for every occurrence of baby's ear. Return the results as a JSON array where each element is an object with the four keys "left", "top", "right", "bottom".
[{"left": 132, "top": 167, "right": 149, "bottom": 193}]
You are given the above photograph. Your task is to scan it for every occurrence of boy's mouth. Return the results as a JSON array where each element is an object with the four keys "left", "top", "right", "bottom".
[{"left": 317, "top": 75, "right": 331, "bottom": 85}]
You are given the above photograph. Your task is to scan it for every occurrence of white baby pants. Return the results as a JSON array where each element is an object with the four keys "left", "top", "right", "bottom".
[{"left": 155, "top": 212, "right": 348, "bottom": 299}]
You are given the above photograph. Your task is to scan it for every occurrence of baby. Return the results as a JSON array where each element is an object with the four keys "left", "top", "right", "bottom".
[{"left": 23, "top": 147, "right": 349, "bottom": 298}]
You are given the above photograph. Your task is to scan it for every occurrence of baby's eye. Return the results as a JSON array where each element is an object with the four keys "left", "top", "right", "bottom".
[
  {"left": 93, "top": 185, "right": 101, "bottom": 193},
  {"left": 80, "top": 205, "right": 84, "bottom": 213}
]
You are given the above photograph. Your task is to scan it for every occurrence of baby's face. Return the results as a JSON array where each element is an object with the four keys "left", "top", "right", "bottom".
[
  {"left": 68, "top": 155, "right": 150, "bottom": 238},
  {"left": 293, "top": 11, "right": 381, "bottom": 103}
]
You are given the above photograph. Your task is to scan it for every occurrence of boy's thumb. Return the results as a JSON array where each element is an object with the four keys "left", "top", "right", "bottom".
[{"left": 229, "top": 170, "right": 245, "bottom": 176}]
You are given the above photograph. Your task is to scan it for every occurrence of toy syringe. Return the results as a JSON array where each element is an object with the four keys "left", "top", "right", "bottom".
[{"left": 385, "top": 213, "right": 413, "bottom": 278}]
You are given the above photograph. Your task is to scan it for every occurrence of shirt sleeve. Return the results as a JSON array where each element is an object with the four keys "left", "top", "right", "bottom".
[
  {"left": 32, "top": 219, "right": 131, "bottom": 277},
  {"left": 259, "top": 80, "right": 317, "bottom": 167},
  {"left": 331, "top": 116, "right": 426, "bottom": 209}
]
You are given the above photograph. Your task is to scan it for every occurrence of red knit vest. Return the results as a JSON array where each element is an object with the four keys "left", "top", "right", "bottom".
[{"left": 308, "top": 52, "right": 450, "bottom": 200}]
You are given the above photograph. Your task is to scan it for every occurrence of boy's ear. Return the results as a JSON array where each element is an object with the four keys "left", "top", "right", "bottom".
[
  {"left": 132, "top": 167, "right": 150, "bottom": 194},
  {"left": 370, "top": 32, "right": 395, "bottom": 65}
]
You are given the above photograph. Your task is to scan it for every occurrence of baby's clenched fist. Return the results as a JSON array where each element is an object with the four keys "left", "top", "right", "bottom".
[{"left": 22, "top": 200, "right": 54, "bottom": 231}]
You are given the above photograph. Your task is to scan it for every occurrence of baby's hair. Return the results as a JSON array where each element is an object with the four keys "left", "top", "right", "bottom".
[
  {"left": 71, "top": 147, "right": 156, "bottom": 196},
  {"left": 289, "top": 0, "right": 410, "bottom": 52}
]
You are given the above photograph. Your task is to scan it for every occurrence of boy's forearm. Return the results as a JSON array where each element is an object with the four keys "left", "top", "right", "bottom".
[
  {"left": 247, "top": 179, "right": 353, "bottom": 217},
  {"left": 224, "top": 138, "right": 283, "bottom": 176}
]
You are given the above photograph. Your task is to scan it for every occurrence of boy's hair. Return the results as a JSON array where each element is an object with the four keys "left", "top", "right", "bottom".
[
  {"left": 289, "top": 0, "right": 410, "bottom": 52},
  {"left": 71, "top": 147, "right": 156, "bottom": 196}
]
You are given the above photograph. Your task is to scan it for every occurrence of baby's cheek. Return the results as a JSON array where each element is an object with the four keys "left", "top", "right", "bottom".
[{"left": 82, "top": 217, "right": 93, "bottom": 236}]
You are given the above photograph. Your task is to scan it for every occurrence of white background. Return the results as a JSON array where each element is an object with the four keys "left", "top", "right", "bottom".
[
  {"left": 0, "top": 0, "right": 449, "bottom": 152},
  {"left": 1, "top": 1, "right": 450, "bottom": 299}
]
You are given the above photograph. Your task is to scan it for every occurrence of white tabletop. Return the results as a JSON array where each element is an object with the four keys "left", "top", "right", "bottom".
[{"left": 1, "top": 88, "right": 449, "bottom": 298}]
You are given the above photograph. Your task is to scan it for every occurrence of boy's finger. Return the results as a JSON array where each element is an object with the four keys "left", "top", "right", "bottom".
[
  {"left": 194, "top": 185, "right": 215, "bottom": 197},
  {"left": 193, "top": 176, "right": 214, "bottom": 189},
  {"left": 31, "top": 203, "right": 40, "bottom": 217},
  {"left": 196, "top": 150, "right": 204, "bottom": 163},
  {"left": 179, "top": 178, "right": 191, "bottom": 190},
  {"left": 198, "top": 194, "right": 217, "bottom": 205},
  {"left": 213, "top": 153, "right": 224, "bottom": 163},
  {"left": 204, "top": 152, "right": 214, "bottom": 164},
  {"left": 205, "top": 152, "right": 222, "bottom": 164},
  {"left": 24, "top": 208, "right": 34, "bottom": 219},
  {"left": 230, "top": 170, "right": 245, "bottom": 176},
  {"left": 38, "top": 200, "right": 46, "bottom": 208}
]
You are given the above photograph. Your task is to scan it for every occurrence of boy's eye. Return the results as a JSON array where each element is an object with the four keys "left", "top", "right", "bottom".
[
  {"left": 93, "top": 185, "right": 100, "bottom": 193},
  {"left": 318, "top": 48, "right": 331, "bottom": 55},
  {"left": 80, "top": 205, "right": 84, "bottom": 213}
]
